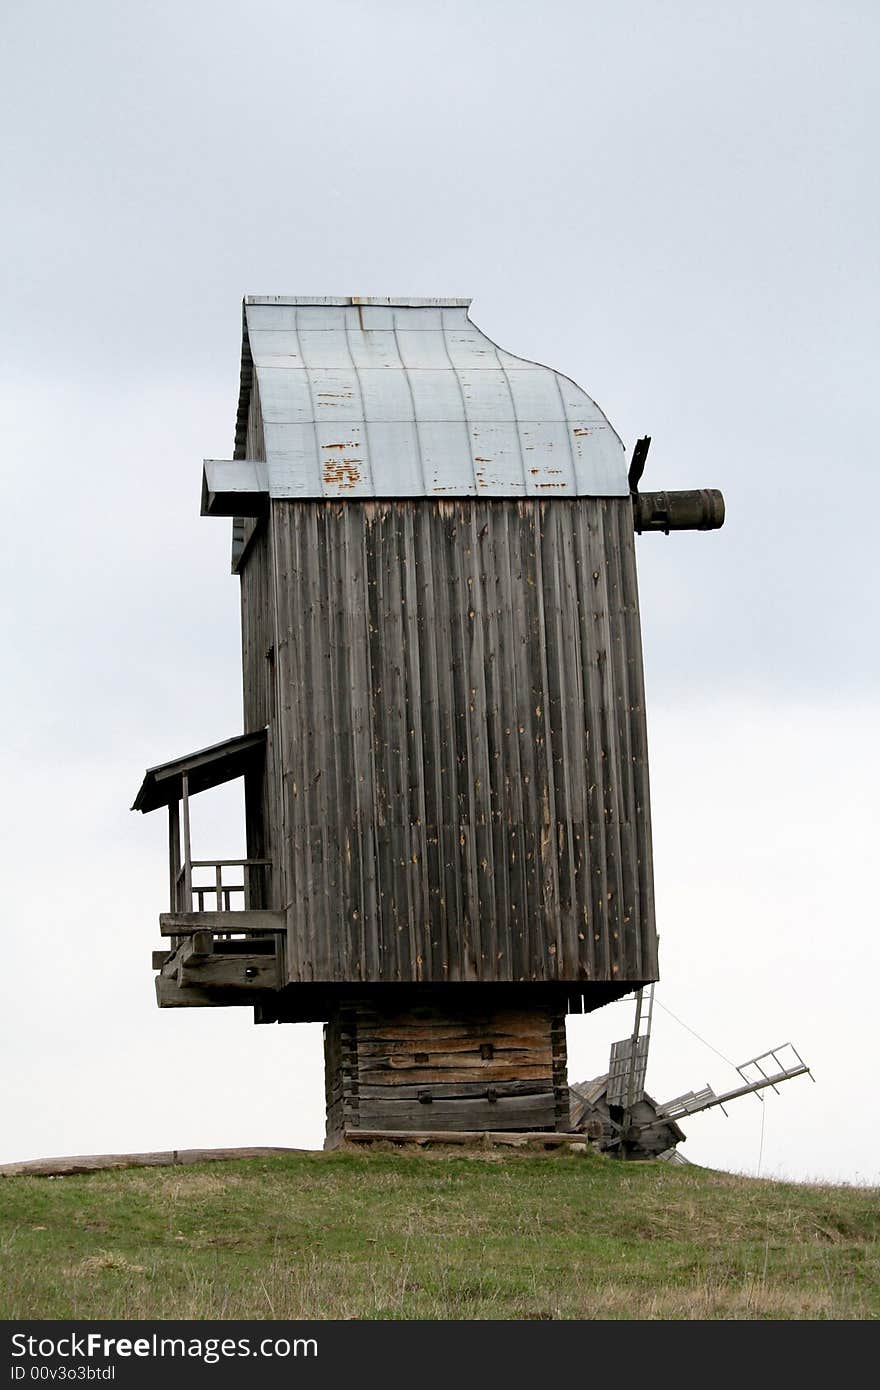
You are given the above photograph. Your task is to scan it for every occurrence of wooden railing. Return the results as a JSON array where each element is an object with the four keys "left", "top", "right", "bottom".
[{"left": 174, "top": 859, "right": 271, "bottom": 913}]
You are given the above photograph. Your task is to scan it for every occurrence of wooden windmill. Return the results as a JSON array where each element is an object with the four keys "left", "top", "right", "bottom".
[
  {"left": 133, "top": 296, "right": 724, "bottom": 1146},
  {"left": 570, "top": 986, "right": 814, "bottom": 1160}
]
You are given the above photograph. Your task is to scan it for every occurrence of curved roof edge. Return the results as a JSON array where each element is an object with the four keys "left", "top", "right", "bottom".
[{"left": 229, "top": 296, "right": 628, "bottom": 506}]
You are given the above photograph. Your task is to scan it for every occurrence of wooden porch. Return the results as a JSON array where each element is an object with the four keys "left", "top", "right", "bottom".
[{"left": 133, "top": 729, "right": 285, "bottom": 1008}]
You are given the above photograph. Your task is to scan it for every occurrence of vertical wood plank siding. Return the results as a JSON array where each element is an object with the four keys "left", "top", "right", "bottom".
[{"left": 265, "top": 497, "right": 656, "bottom": 987}]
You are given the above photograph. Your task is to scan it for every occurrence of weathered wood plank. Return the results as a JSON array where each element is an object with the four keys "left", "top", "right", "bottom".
[
  {"left": 357, "top": 1095, "right": 557, "bottom": 1131},
  {"left": 178, "top": 952, "right": 279, "bottom": 990},
  {"left": 159, "top": 910, "right": 285, "bottom": 937},
  {"left": 343, "top": 1129, "right": 594, "bottom": 1147},
  {"left": 180, "top": 930, "right": 214, "bottom": 966},
  {"left": 156, "top": 977, "right": 260, "bottom": 1008},
  {"left": 358, "top": 1064, "right": 553, "bottom": 1086},
  {"left": 355, "top": 1020, "right": 554, "bottom": 1043},
  {"left": 356, "top": 1079, "right": 554, "bottom": 1100},
  {"left": 354, "top": 1039, "right": 553, "bottom": 1062}
]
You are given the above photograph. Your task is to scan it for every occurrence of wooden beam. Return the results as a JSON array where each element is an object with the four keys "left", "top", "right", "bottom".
[
  {"left": 178, "top": 952, "right": 279, "bottom": 991},
  {"left": 156, "top": 976, "right": 263, "bottom": 1008},
  {"left": 154, "top": 930, "right": 281, "bottom": 1006},
  {"left": 343, "top": 1129, "right": 593, "bottom": 1148},
  {"left": 357, "top": 1095, "right": 557, "bottom": 1131},
  {"left": 179, "top": 930, "right": 215, "bottom": 966},
  {"left": 159, "top": 910, "right": 285, "bottom": 936},
  {"left": 356, "top": 1079, "right": 553, "bottom": 1100}
]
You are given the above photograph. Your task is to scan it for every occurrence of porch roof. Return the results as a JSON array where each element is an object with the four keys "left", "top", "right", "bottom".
[{"left": 132, "top": 729, "right": 267, "bottom": 813}]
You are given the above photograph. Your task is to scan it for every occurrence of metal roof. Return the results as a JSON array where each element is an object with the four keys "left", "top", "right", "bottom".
[
  {"left": 132, "top": 729, "right": 267, "bottom": 813},
  {"left": 203, "top": 297, "right": 628, "bottom": 514}
]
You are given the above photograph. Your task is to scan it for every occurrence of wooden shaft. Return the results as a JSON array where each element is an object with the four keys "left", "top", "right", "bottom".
[{"left": 633, "top": 489, "right": 725, "bottom": 532}]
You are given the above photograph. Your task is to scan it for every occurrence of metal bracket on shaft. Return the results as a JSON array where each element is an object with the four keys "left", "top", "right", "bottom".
[{"left": 629, "top": 435, "right": 725, "bottom": 533}]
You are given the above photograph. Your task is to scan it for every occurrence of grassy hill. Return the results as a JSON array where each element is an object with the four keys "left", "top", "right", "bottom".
[{"left": 1, "top": 1148, "right": 877, "bottom": 1320}]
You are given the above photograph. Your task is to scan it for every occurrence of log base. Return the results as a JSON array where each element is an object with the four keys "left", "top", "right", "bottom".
[{"left": 324, "top": 990, "right": 569, "bottom": 1146}]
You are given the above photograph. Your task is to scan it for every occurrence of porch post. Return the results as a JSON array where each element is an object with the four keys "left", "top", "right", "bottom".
[
  {"left": 181, "top": 772, "right": 193, "bottom": 911},
  {"left": 168, "top": 800, "right": 181, "bottom": 911}
]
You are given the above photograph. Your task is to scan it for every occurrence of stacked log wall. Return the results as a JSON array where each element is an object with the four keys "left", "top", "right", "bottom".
[{"left": 324, "top": 992, "right": 569, "bottom": 1144}]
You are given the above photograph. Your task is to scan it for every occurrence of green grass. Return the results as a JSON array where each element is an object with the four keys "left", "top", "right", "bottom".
[{"left": 1, "top": 1149, "right": 877, "bottom": 1319}]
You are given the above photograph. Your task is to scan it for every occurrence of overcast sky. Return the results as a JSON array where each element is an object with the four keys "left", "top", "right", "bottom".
[{"left": 2, "top": 0, "right": 878, "bottom": 1182}]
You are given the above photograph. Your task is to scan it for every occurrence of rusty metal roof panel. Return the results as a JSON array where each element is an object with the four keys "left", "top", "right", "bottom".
[{"left": 221, "top": 298, "right": 628, "bottom": 503}]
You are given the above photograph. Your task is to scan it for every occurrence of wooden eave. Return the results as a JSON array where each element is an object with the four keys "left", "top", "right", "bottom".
[{"left": 132, "top": 729, "right": 267, "bottom": 813}]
